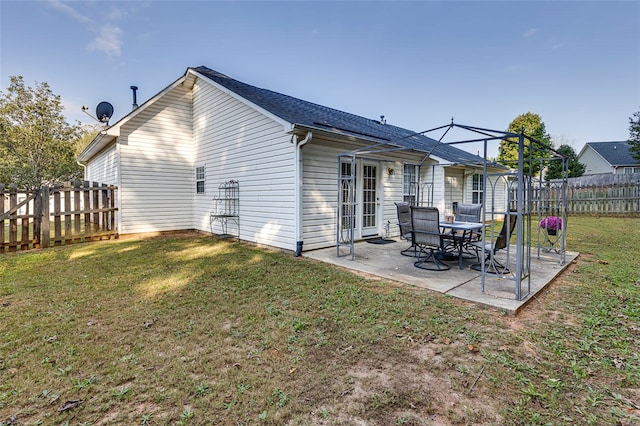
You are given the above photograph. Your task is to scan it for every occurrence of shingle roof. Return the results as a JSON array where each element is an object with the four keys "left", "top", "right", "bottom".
[
  {"left": 192, "top": 66, "right": 487, "bottom": 166},
  {"left": 586, "top": 141, "right": 638, "bottom": 166}
]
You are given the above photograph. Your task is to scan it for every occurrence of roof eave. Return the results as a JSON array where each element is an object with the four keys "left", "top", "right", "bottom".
[{"left": 77, "top": 128, "right": 118, "bottom": 163}]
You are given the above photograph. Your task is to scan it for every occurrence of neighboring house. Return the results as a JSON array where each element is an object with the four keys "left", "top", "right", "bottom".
[
  {"left": 577, "top": 141, "right": 640, "bottom": 175},
  {"left": 78, "top": 66, "right": 506, "bottom": 253}
]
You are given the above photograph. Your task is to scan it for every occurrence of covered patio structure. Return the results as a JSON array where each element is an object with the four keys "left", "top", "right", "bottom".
[
  {"left": 306, "top": 239, "right": 578, "bottom": 314},
  {"left": 333, "top": 122, "right": 573, "bottom": 308}
]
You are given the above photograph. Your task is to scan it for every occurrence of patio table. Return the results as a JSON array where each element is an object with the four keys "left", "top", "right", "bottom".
[{"left": 439, "top": 221, "right": 484, "bottom": 269}]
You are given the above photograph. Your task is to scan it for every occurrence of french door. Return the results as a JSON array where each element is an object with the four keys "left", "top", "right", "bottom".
[{"left": 360, "top": 162, "right": 379, "bottom": 237}]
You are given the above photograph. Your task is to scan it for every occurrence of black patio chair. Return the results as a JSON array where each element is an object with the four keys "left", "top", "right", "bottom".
[
  {"left": 455, "top": 203, "right": 482, "bottom": 223},
  {"left": 470, "top": 211, "right": 517, "bottom": 275},
  {"left": 395, "top": 202, "right": 418, "bottom": 257},
  {"left": 411, "top": 206, "right": 450, "bottom": 271},
  {"left": 444, "top": 203, "right": 483, "bottom": 259},
  {"left": 456, "top": 203, "right": 482, "bottom": 260}
]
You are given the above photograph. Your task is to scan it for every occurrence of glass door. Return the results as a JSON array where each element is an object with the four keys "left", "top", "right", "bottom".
[{"left": 361, "top": 163, "right": 378, "bottom": 237}]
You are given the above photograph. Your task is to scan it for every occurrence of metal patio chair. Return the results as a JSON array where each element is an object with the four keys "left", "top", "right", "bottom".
[
  {"left": 411, "top": 206, "right": 450, "bottom": 271},
  {"left": 443, "top": 203, "right": 483, "bottom": 259},
  {"left": 395, "top": 202, "right": 418, "bottom": 257},
  {"left": 470, "top": 211, "right": 517, "bottom": 275}
]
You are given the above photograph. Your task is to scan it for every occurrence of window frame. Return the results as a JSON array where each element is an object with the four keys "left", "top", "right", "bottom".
[
  {"left": 403, "top": 163, "right": 417, "bottom": 204},
  {"left": 472, "top": 173, "right": 484, "bottom": 205},
  {"left": 195, "top": 165, "right": 206, "bottom": 194}
]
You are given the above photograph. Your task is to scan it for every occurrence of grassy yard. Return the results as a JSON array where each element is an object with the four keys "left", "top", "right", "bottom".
[{"left": 0, "top": 217, "right": 639, "bottom": 425}]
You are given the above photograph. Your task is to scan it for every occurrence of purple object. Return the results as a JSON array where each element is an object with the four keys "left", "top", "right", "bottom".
[{"left": 539, "top": 216, "right": 562, "bottom": 231}]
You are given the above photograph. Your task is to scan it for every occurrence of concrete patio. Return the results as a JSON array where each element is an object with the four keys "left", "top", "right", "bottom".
[{"left": 304, "top": 240, "right": 578, "bottom": 314}]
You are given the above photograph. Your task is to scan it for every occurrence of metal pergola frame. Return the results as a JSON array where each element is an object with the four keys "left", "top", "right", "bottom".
[{"left": 335, "top": 121, "right": 569, "bottom": 301}]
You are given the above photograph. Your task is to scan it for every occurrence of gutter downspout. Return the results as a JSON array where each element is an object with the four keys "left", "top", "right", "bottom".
[
  {"left": 76, "top": 160, "right": 87, "bottom": 179},
  {"left": 294, "top": 131, "right": 312, "bottom": 256}
]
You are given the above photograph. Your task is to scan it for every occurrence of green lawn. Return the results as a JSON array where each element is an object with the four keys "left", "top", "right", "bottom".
[{"left": 0, "top": 217, "right": 639, "bottom": 425}]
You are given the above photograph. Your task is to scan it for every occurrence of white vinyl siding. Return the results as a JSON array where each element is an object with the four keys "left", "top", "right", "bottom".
[
  {"left": 195, "top": 166, "right": 205, "bottom": 194},
  {"left": 117, "top": 84, "right": 193, "bottom": 234},
  {"left": 301, "top": 139, "right": 431, "bottom": 250},
  {"left": 578, "top": 147, "right": 614, "bottom": 175},
  {"left": 191, "top": 79, "right": 295, "bottom": 250},
  {"left": 444, "top": 168, "right": 464, "bottom": 216},
  {"left": 81, "top": 71, "right": 509, "bottom": 253},
  {"left": 85, "top": 144, "right": 118, "bottom": 185}
]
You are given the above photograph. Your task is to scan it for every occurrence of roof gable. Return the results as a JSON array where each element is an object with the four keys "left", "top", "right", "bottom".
[
  {"left": 192, "top": 66, "right": 487, "bottom": 166},
  {"left": 584, "top": 141, "right": 637, "bottom": 166}
]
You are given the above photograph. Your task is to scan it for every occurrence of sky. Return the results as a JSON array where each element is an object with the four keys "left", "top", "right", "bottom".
[{"left": 1, "top": 0, "right": 639, "bottom": 158}]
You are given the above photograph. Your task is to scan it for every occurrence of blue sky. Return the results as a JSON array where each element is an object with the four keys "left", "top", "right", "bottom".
[{"left": 1, "top": 0, "right": 639, "bottom": 157}]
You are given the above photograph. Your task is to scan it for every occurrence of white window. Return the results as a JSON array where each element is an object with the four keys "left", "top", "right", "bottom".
[
  {"left": 403, "top": 164, "right": 417, "bottom": 204},
  {"left": 195, "top": 166, "right": 205, "bottom": 194},
  {"left": 472, "top": 174, "right": 483, "bottom": 204},
  {"left": 340, "top": 161, "right": 355, "bottom": 230},
  {"left": 624, "top": 167, "right": 640, "bottom": 174}
]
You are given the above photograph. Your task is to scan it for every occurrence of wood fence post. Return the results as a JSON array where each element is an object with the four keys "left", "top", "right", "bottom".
[
  {"left": 92, "top": 181, "right": 100, "bottom": 241},
  {"left": 101, "top": 184, "right": 108, "bottom": 240},
  {"left": 64, "top": 182, "right": 72, "bottom": 245},
  {"left": 9, "top": 184, "right": 17, "bottom": 252},
  {"left": 20, "top": 189, "right": 29, "bottom": 251},
  {"left": 53, "top": 184, "right": 62, "bottom": 246},
  {"left": 74, "top": 180, "right": 81, "bottom": 242},
  {"left": 34, "top": 187, "right": 42, "bottom": 249},
  {"left": 110, "top": 185, "right": 117, "bottom": 238},
  {"left": 83, "top": 181, "right": 91, "bottom": 237},
  {"left": 42, "top": 186, "right": 50, "bottom": 248}
]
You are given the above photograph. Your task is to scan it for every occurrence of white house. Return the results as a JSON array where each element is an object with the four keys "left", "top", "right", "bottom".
[
  {"left": 78, "top": 66, "right": 506, "bottom": 253},
  {"left": 577, "top": 141, "right": 640, "bottom": 175}
]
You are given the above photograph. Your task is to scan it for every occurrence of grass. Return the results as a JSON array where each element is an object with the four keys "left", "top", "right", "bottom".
[{"left": 0, "top": 217, "right": 639, "bottom": 425}]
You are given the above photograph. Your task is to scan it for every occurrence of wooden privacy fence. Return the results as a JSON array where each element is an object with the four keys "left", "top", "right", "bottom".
[
  {"left": 531, "top": 181, "right": 640, "bottom": 216},
  {"left": 1, "top": 181, "right": 118, "bottom": 253}
]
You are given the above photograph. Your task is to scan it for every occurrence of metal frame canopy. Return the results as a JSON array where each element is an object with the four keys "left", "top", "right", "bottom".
[{"left": 336, "top": 121, "right": 569, "bottom": 301}]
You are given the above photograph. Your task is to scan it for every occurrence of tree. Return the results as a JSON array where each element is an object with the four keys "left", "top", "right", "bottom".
[
  {"left": 0, "top": 76, "right": 84, "bottom": 189},
  {"left": 544, "top": 144, "right": 585, "bottom": 180},
  {"left": 628, "top": 108, "right": 640, "bottom": 162},
  {"left": 497, "top": 112, "right": 553, "bottom": 176}
]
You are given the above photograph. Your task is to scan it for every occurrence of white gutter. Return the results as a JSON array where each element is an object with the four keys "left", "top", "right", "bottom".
[
  {"left": 293, "top": 131, "right": 312, "bottom": 256},
  {"left": 76, "top": 160, "right": 87, "bottom": 179}
]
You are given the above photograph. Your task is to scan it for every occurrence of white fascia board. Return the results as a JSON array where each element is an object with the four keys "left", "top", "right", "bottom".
[
  {"left": 429, "top": 154, "right": 447, "bottom": 164},
  {"left": 577, "top": 143, "right": 590, "bottom": 159},
  {"left": 77, "top": 132, "right": 116, "bottom": 162},
  {"left": 188, "top": 68, "right": 293, "bottom": 133}
]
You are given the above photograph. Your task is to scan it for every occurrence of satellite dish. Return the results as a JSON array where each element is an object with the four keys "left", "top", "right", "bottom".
[{"left": 96, "top": 102, "right": 114, "bottom": 124}]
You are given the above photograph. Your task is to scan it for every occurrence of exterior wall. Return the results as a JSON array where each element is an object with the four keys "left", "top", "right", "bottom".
[
  {"left": 444, "top": 167, "right": 464, "bottom": 215},
  {"left": 85, "top": 144, "right": 118, "bottom": 185},
  {"left": 579, "top": 147, "right": 614, "bottom": 175},
  {"left": 191, "top": 79, "right": 295, "bottom": 250},
  {"left": 84, "top": 143, "right": 121, "bottom": 230},
  {"left": 300, "top": 141, "right": 339, "bottom": 250},
  {"left": 116, "top": 84, "right": 194, "bottom": 234},
  {"left": 301, "top": 138, "right": 431, "bottom": 250},
  {"left": 425, "top": 163, "right": 446, "bottom": 216},
  {"left": 459, "top": 168, "right": 507, "bottom": 222}
]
